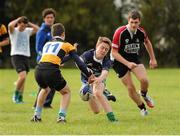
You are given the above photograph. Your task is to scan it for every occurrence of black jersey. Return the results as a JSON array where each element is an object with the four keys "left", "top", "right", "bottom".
[
  {"left": 112, "top": 25, "right": 149, "bottom": 62},
  {"left": 80, "top": 49, "right": 111, "bottom": 82}
]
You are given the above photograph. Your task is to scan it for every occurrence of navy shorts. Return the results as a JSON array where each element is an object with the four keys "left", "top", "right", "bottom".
[
  {"left": 35, "top": 64, "right": 67, "bottom": 91},
  {"left": 11, "top": 55, "right": 30, "bottom": 73}
]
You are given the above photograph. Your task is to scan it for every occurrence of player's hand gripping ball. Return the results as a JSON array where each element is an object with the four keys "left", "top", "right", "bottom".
[{"left": 88, "top": 74, "right": 95, "bottom": 84}]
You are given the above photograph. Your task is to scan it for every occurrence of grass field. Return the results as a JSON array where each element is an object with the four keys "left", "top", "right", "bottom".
[{"left": 0, "top": 68, "right": 180, "bottom": 135}]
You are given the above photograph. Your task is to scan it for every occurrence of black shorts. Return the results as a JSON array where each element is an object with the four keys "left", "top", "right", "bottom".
[
  {"left": 35, "top": 64, "right": 67, "bottom": 91},
  {"left": 113, "top": 59, "right": 141, "bottom": 78},
  {"left": 11, "top": 55, "right": 30, "bottom": 73}
]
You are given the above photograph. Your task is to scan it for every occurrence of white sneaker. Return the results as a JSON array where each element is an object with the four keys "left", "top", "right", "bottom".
[
  {"left": 57, "top": 116, "right": 66, "bottom": 123},
  {"left": 140, "top": 109, "right": 148, "bottom": 116},
  {"left": 143, "top": 95, "right": 154, "bottom": 108},
  {"left": 139, "top": 91, "right": 154, "bottom": 108}
]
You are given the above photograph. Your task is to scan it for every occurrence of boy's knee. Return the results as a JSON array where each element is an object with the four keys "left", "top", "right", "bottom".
[
  {"left": 19, "top": 74, "right": 26, "bottom": 80},
  {"left": 140, "top": 78, "right": 149, "bottom": 85},
  {"left": 60, "top": 88, "right": 71, "bottom": 95},
  {"left": 93, "top": 91, "right": 102, "bottom": 98}
]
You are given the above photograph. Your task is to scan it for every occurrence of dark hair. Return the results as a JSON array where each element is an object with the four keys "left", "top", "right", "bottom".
[
  {"left": 18, "top": 16, "right": 29, "bottom": 24},
  {"left": 51, "top": 23, "right": 65, "bottom": 37},
  {"left": 128, "top": 10, "right": 141, "bottom": 20},
  {"left": 42, "top": 8, "right": 56, "bottom": 18}
]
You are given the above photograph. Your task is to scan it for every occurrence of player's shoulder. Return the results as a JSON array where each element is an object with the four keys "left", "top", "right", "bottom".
[
  {"left": 115, "top": 25, "right": 127, "bottom": 34},
  {"left": 85, "top": 49, "right": 94, "bottom": 55},
  {"left": 81, "top": 49, "right": 94, "bottom": 58},
  {"left": 63, "top": 42, "right": 73, "bottom": 47},
  {"left": 138, "top": 26, "right": 146, "bottom": 33},
  {"left": 40, "top": 23, "right": 50, "bottom": 30},
  {"left": 62, "top": 42, "right": 76, "bottom": 52},
  {"left": 37, "top": 27, "right": 46, "bottom": 36}
]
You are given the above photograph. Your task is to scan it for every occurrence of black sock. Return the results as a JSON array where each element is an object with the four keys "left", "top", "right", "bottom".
[
  {"left": 138, "top": 103, "right": 146, "bottom": 110},
  {"left": 141, "top": 90, "right": 147, "bottom": 97}
]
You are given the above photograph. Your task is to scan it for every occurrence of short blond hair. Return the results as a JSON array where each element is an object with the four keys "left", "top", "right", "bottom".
[{"left": 96, "top": 36, "right": 111, "bottom": 48}]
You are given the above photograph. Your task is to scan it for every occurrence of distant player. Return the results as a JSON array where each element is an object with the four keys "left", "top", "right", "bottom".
[
  {"left": 111, "top": 10, "right": 157, "bottom": 116},
  {"left": 8, "top": 16, "right": 39, "bottom": 103},
  {"left": 79, "top": 36, "right": 118, "bottom": 122},
  {"left": 31, "top": 23, "right": 94, "bottom": 123}
]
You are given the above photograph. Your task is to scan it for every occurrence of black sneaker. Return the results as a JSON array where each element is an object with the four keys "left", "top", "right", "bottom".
[
  {"left": 104, "top": 89, "right": 116, "bottom": 102},
  {"left": 57, "top": 116, "right": 66, "bottom": 124},
  {"left": 31, "top": 115, "right": 41, "bottom": 122}
]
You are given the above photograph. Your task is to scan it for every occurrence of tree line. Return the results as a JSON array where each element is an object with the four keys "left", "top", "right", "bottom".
[{"left": 0, "top": 0, "right": 179, "bottom": 68}]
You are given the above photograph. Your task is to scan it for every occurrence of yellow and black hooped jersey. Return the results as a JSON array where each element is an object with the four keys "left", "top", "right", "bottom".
[{"left": 40, "top": 39, "right": 75, "bottom": 65}]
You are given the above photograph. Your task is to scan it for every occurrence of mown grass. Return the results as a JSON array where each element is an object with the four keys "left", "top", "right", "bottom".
[{"left": 0, "top": 68, "right": 180, "bottom": 135}]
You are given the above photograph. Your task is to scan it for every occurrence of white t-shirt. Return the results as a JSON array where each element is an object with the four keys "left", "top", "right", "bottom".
[{"left": 9, "top": 27, "right": 33, "bottom": 57}]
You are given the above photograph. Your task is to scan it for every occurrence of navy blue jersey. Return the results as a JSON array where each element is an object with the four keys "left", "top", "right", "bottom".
[{"left": 80, "top": 49, "right": 111, "bottom": 83}]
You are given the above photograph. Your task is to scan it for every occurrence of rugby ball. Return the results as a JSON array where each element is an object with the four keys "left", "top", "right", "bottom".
[{"left": 79, "top": 84, "right": 92, "bottom": 101}]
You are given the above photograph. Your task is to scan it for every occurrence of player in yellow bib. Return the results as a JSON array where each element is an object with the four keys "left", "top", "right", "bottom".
[
  {"left": 31, "top": 23, "right": 93, "bottom": 123},
  {"left": 40, "top": 40, "right": 75, "bottom": 65}
]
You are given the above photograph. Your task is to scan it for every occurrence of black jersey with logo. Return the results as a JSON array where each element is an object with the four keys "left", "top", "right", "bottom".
[{"left": 112, "top": 25, "right": 149, "bottom": 62}]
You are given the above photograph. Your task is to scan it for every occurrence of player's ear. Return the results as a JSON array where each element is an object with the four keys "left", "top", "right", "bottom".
[{"left": 61, "top": 32, "right": 65, "bottom": 40}]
